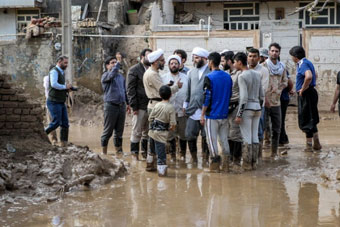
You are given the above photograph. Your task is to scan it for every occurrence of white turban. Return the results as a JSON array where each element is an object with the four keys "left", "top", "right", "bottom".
[
  {"left": 147, "top": 49, "right": 164, "bottom": 63},
  {"left": 167, "top": 55, "right": 181, "bottom": 65},
  {"left": 192, "top": 47, "right": 209, "bottom": 58},
  {"left": 220, "top": 49, "right": 229, "bottom": 54}
]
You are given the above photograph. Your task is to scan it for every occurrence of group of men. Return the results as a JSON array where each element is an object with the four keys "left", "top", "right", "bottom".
[{"left": 43, "top": 42, "right": 323, "bottom": 177}]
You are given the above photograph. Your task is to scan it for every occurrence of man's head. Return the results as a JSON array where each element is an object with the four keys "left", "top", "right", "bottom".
[
  {"left": 247, "top": 48, "right": 260, "bottom": 68},
  {"left": 220, "top": 51, "right": 234, "bottom": 71},
  {"left": 233, "top": 52, "right": 247, "bottom": 70},
  {"left": 268, "top": 43, "right": 281, "bottom": 61},
  {"left": 173, "top": 49, "right": 187, "bottom": 69},
  {"left": 259, "top": 48, "right": 269, "bottom": 63},
  {"left": 192, "top": 47, "right": 209, "bottom": 69},
  {"left": 167, "top": 55, "right": 181, "bottom": 74},
  {"left": 140, "top": 48, "right": 152, "bottom": 66},
  {"left": 104, "top": 56, "right": 117, "bottom": 71},
  {"left": 57, "top": 55, "right": 69, "bottom": 70},
  {"left": 159, "top": 85, "right": 172, "bottom": 100},
  {"left": 208, "top": 52, "right": 221, "bottom": 70},
  {"left": 147, "top": 49, "right": 165, "bottom": 70},
  {"left": 289, "top": 46, "right": 306, "bottom": 63}
]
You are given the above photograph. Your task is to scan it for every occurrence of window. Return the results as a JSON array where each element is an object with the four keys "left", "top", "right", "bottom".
[
  {"left": 299, "top": 1, "right": 340, "bottom": 27},
  {"left": 224, "top": 2, "right": 259, "bottom": 30},
  {"left": 17, "top": 9, "right": 40, "bottom": 32},
  {"left": 275, "top": 8, "right": 285, "bottom": 20}
]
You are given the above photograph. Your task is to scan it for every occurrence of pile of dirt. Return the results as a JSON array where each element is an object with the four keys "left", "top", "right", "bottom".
[{"left": 0, "top": 139, "right": 127, "bottom": 204}]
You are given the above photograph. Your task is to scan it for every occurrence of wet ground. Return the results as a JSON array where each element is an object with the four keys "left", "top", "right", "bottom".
[{"left": 1, "top": 112, "right": 340, "bottom": 227}]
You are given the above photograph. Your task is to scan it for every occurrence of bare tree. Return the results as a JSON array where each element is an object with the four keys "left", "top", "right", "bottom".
[{"left": 289, "top": 0, "right": 340, "bottom": 16}]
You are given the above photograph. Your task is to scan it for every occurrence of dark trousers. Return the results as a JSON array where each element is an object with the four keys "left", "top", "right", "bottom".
[
  {"left": 265, "top": 106, "right": 281, "bottom": 146},
  {"left": 45, "top": 100, "right": 69, "bottom": 136},
  {"left": 279, "top": 99, "right": 289, "bottom": 144},
  {"left": 298, "top": 87, "right": 319, "bottom": 138},
  {"left": 150, "top": 138, "right": 166, "bottom": 165},
  {"left": 101, "top": 102, "right": 126, "bottom": 147}
]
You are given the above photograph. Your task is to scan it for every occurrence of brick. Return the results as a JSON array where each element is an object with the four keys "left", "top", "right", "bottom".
[
  {"left": 9, "top": 95, "right": 18, "bottom": 101},
  {"left": 0, "top": 122, "right": 4, "bottom": 128},
  {"left": 20, "top": 129, "right": 33, "bottom": 134},
  {"left": 0, "top": 115, "right": 5, "bottom": 121},
  {"left": 0, "top": 89, "right": 16, "bottom": 95},
  {"left": 17, "top": 96, "right": 27, "bottom": 102},
  {"left": 22, "top": 109, "right": 30, "bottom": 114},
  {"left": 0, "top": 129, "right": 10, "bottom": 135},
  {"left": 2, "top": 82, "right": 11, "bottom": 89},
  {"left": 6, "top": 122, "right": 13, "bottom": 129},
  {"left": 2, "top": 95, "right": 9, "bottom": 101},
  {"left": 18, "top": 103, "right": 33, "bottom": 108},
  {"left": 6, "top": 115, "right": 20, "bottom": 122},
  {"left": 21, "top": 122, "right": 30, "bottom": 129},
  {"left": 13, "top": 109, "right": 21, "bottom": 114},
  {"left": 5, "top": 108, "right": 13, "bottom": 114},
  {"left": 1, "top": 102, "right": 18, "bottom": 108},
  {"left": 13, "top": 122, "right": 22, "bottom": 129},
  {"left": 21, "top": 115, "right": 36, "bottom": 122},
  {"left": 30, "top": 108, "right": 42, "bottom": 115}
]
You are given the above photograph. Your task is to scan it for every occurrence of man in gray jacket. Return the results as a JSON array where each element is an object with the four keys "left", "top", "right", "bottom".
[{"left": 183, "top": 47, "right": 210, "bottom": 164}]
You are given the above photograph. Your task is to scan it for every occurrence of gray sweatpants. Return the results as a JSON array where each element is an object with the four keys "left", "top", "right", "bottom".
[
  {"left": 205, "top": 118, "right": 230, "bottom": 157},
  {"left": 130, "top": 109, "right": 149, "bottom": 143},
  {"left": 239, "top": 110, "right": 261, "bottom": 144}
]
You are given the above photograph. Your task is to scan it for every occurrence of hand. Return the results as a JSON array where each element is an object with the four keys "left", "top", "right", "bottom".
[
  {"left": 66, "top": 84, "right": 72, "bottom": 90},
  {"left": 126, "top": 105, "right": 131, "bottom": 114},
  {"left": 182, "top": 108, "right": 186, "bottom": 115},
  {"left": 235, "top": 117, "right": 242, "bottom": 124},
  {"left": 265, "top": 99, "right": 271, "bottom": 108},
  {"left": 170, "top": 125, "right": 176, "bottom": 131},
  {"left": 289, "top": 90, "right": 295, "bottom": 95},
  {"left": 330, "top": 104, "right": 336, "bottom": 113},
  {"left": 177, "top": 79, "right": 183, "bottom": 89},
  {"left": 299, "top": 89, "right": 303, "bottom": 97},
  {"left": 200, "top": 115, "right": 205, "bottom": 126},
  {"left": 116, "top": 52, "right": 122, "bottom": 63},
  {"left": 133, "top": 110, "right": 138, "bottom": 115}
]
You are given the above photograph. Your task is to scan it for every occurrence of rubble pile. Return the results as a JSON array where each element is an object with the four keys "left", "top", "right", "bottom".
[
  {"left": 25, "top": 17, "right": 61, "bottom": 39},
  {"left": 0, "top": 139, "right": 127, "bottom": 204}
]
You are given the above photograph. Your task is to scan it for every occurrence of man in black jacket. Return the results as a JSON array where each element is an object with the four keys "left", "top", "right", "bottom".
[{"left": 127, "top": 48, "right": 152, "bottom": 160}]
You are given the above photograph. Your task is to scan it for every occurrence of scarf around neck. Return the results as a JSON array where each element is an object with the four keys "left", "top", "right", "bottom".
[{"left": 265, "top": 58, "right": 285, "bottom": 76}]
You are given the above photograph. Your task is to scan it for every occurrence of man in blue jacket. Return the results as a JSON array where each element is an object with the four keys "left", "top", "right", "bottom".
[{"left": 200, "top": 52, "right": 233, "bottom": 173}]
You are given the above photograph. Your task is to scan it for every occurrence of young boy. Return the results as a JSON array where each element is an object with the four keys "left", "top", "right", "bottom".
[{"left": 148, "top": 85, "right": 176, "bottom": 176}]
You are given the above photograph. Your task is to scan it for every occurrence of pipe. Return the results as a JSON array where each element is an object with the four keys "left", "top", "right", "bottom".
[
  {"left": 207, "top": 16, "right": 211, "bottom": 37},
  {"left": 199, "top": 19, "right": 205, "bottom": 30}
]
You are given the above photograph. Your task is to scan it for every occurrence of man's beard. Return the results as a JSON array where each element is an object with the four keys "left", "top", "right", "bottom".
[
  {"left": 60, "top": 64, "right": 67, "bottom": 70},
  {"left": 195, "top": 59, "right": 205, "bottom": 68},
  {"left": 143, "top": 59, "right": 151, "bottom": 67},
  {"left": 170, "top": 67, "right": 179, "bottom": 74},
  {"left": 158, "top": 62, "right": 164, "bottom": 70},
  {"left": 223, "top": 64, "right": 230, "bottom": 71}
]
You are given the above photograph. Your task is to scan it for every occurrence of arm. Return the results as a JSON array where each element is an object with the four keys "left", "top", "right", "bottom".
[
  {"left": 169, "top": 107, "right": 177, "bottom": 131},
  {"left": 298, "top": 70, "right": 313, "bottom": 96},
  {"left": 277, "top": 69, "right": 288, "bottom": 94},
  {"left": 126, "top": 67, "right": 138, "bottom": 111},
  {"left": 101, "top": 62, "right": 121, "bottom": 83},
  {"left": 236, "top": 75, "right": 248, "bottom": 121},
  {"left": 330, "top": 85, "right": 340, "bottom": 112},
  {"left": 200, "top": 77, "right": 212, "bottom": 126},
  {"left": 185, "top": 74, "right": 191, "bottom": 104},
  {"left": 261, "top": 67, "right": 270, "bottom": 94},
  {"left": 50, "top": 69, "right": 66, "bottom": 90},
  {"left": 148, "top": 108, "right": 156, "bottom": 122}
]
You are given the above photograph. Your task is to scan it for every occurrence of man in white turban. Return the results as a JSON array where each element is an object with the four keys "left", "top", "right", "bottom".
[
  {"left": 161, "top": 55, "right": 189, "bottom": 162},
  {"left": 183, "top": 47, "right": 210, "bottom": 164},
  {"left": 143, "top": 49, "right": 183, "bottom": 171}
]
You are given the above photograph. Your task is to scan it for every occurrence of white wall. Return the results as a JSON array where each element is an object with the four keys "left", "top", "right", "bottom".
[
  {"left": 0, "top": 9, "right": 17, "bottom": 41},
  {"left": 0, "top": 0, "right": 35, "bottom": 7}
]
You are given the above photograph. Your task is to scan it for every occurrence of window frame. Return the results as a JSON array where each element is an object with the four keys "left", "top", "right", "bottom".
[{"left": 16, "top": 8, "right": 40, "bottom": 32}]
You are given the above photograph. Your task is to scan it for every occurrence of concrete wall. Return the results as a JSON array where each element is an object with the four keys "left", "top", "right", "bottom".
[
  {"left": 0, "top": 0, "right": 35, "bottom": 8},
  {"left": 0, "top": 9, "right": 17, "bottom": 41}
]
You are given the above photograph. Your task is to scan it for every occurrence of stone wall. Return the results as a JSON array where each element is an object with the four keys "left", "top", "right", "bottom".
[{"left": 0, "top": 75, "right": 47, "bottom": 140}]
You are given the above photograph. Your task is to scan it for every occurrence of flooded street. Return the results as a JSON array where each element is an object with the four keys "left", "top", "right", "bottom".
[{"left": 1, "top": 112, "right": 340, "bottom": 227}]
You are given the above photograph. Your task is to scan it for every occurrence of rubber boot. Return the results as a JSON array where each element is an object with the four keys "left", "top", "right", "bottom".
[
  {"left": 179, "top": 139, "right": 187, "bottom": 161},
  {"left": 114, "top": 137, "right": 123, "bottom": 154},
  {"left": 258, "top": 139, "right": 263, "bottom": 159},
  {"left": 271, "top": 139, "right": 278, "bottom": 157},
  {"left": 202, "top": 137, "right": 209, "bottom": 164},
  {"left": 60, "top": 127, "right": 69, "bottom": 147},
  {"left": 252, "top": 144, "right": 259, "bottom": 170},
  {"left": 207, "top": 155, "right": 221, "bottom": 173},
  {"left": 233, "top": 141, "right": 242, "bottom": 166},
  {"left": 131, "top": 142, "right": 139, "bottom": 160},
  {"left": 312, "top": 133, "right": 322, "bottom": 151},
  {"left": 220, "top": 154, "right": 230, "bottom": 173},
  {"left": 141, "top": 139, "right": 148, "bottom": 160},
  {"left": 242, "top": 143, "right": 252, "bottom": 171},
  {"left": 157, "top": 165, "right": 168, "bottom": 177},
  {"left": 102, "top": 146, "right": 108, "bottom": 155},
  {"left": 188, "top": 139, "right": 198, "bottom": 164},
  {"left": 304, "top": 141, "right": 313, "bottom": 152},
  {"left": 146, "top": 154, "right": 157, "bottom": 172},
  {"left": 169, "top": 139, "right": 177, "bottom": 162}
]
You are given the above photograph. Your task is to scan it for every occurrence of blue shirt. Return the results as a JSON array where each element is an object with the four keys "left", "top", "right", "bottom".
[
  {"left": 50, "top": 65, "right": 66, "bottom": 90},
  {"left": 101, "top": 62, "right": 128, "bottom": 104},
  {"left": 203, "top": 70, "right": 233, "bottom": 119},
  {"left": 296, "top": 58, "right": 316, "bottom": 91}
]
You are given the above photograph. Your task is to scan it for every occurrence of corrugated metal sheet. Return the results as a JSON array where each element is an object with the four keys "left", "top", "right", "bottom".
[{"left": 0, "top": 0, "right": 35, "bottom": 8}]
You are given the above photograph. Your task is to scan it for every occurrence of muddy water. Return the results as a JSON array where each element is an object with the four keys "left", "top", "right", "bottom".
[{"left": 1, "top": 113, "right": 340, "bottom": 227}]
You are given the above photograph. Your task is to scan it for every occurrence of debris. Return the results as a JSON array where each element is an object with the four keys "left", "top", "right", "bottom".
[
  {"left": 6, "top": 143, "right": 16, "bottom": 153},
  {"left": 321, "top": 173, "right": 330, "bottom": 181}
]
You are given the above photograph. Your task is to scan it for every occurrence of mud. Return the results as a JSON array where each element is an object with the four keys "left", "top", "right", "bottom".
[
  {"left": 1, "top": 112, "right": 340, "bottom": 226},
  {"left": 0, "top": 139, "right": 127, "bottom": 205}
]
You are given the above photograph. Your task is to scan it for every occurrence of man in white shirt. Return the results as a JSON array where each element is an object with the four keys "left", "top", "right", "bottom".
[
  {"left": 183, "top": 47, "right": 210, "bottom": 164},
  {"left": 161, "top": 55, "right": 188, "bottom": 162}
]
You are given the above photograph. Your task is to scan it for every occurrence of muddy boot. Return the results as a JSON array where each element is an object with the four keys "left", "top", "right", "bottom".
[
  {"left": 242, "top": 143, "right": 252, "bottom": 171},
  {"left": 220, "top": 154, "right": 230, "bottom": 173},
  {"left": 146, "top": 154, "right": 157, "bottom": 172},
  {"left": 102, "top": 146, "right": 108, "bottom": 155},
  {"left": 60, "top": 127, "right": 69, "bottom": 147},
  {"left": 233, "top": 141, "right": 242, "bottom": 165},
  {"left": 271, "top": 139, "right": 278, "bottom": 157},
  {"left": 264, "top": 131, "right": 271, "bottom": 148},
  {"left": 141, "top": 139, "right": 148, "bottom": 160},
  {"left": 114, "top": 137, "right": 123, "bottom": 154},
  {"left": 304, "top": 142, "right": 313, "bottom": 152},
  {"left": 206, "top": 156, "right": 221, "bottom": 173},
  {"left": 258, "top": 139, "right": 263, "bottom": 159},
  {"left": 131, "top": 142, "right": 139, "bottom": 160},
  {"left": 202, "top": 137, "right": 209, "bottom": 164},
  {"left": 188, "top": 139, "right": 198, "bottom": 164},
  {"left": 157, "top": 165, "right": 168, "bottom": 177},
  {"left": 252, "top": 144, "right": 259, "bottom": 170},
  {"left": 179, "top": 139, "right": 187, "bottom": 161},
  {"left": 169, "top": 139, "right": 177, "bottom": 162},
  {"left": 115, "top": 146, "right": 123, "bottom": 154},
  {"left": 312, "top": 133, "right": 322, "bottom": 151}
]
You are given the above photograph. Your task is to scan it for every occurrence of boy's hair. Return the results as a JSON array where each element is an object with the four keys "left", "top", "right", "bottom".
[
  {"left": 247, "top": 48, "right": 260, "bottom": 56},
  {"left": 159, "top": 85, "right": 171, "bottom": 100},
  {"left": 140, "top": 48, "right": 152, "bottom": 57},
  {"left": 289, "top": 46, "right": 306, "bottom": 60},
  {"left": 221, "top": 51, "right": 235, "bottom": 63},
  {"left": 208, "top": 52, "right": 221, "bottom": 67},
  {"left": 173, "top": 49, "right": 187, "bottom": 61},
  {"left": 233, "top": 52, "right": 247, "bottom": 66},
  {"left": 56, "top": 55, "right": 68, "bottom": 63},
  {"left": 104, "top": 56, "right": 116, "bottom": 66},
  {"left": 268, "top": 42, "right": 281, "bottom": 51}
]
